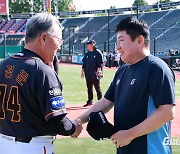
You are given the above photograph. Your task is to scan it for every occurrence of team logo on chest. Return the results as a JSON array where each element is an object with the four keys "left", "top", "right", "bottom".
[{"left": 130, "top": 79, "right": 136, "bottom": 85}]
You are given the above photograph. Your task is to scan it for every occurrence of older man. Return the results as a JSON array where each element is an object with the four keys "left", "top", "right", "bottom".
[{"left": 0, "top": 13, "right": 82, "bottom": 154}]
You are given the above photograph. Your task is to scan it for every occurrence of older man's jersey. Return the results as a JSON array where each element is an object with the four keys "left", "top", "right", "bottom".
[{"left": 0, "top": 49, "right": 67, "bottom": 138}]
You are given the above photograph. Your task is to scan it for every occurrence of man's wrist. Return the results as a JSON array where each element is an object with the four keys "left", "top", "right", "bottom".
[
  {"left": 128, "top": 128, "right": 136, "bottom": 140},
  {"left": 71, "top": 122, "right": 76, "bottom": 135},
  {"left": 75, "top": 118, "right": 82, "bottom": 125}
]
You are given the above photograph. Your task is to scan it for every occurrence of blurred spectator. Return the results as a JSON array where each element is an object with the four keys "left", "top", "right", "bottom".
[
  {"left": 169, "top": 49, "right": 175, "bottom": 56},
  {"left": 173, "top": 58, "right": 180, "bottom": 68},
  {"left": 102, "top": 51, "right": 107, "bottom": 68},
  {"left": 114, "top": 51, "right": 120, "bottom": 68},
  {"left": 108, "top": 51, "right": 113, "bottom": 68}
]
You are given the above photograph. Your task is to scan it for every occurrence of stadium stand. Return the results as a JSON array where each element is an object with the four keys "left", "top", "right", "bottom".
[
  {"left": 60, "top": 9, "right": 180, "bottom": 54},
  {"left": 0, "top": 19, "right": 7, "bottom": 30},
  {"left": 8, "top": 19, "right": 27, "bottom": 34},
  {"left": 151, "top": 9, "right": 180, "bottom": 29},
  {"left": 140, "top": 11, "right": 168, "bottom": 27},
  {"left": 0, "top": 19, "right": 16, "bottom": 33},
  {"left": 0, "top": 8, "right": 180, "bottom": 55}
]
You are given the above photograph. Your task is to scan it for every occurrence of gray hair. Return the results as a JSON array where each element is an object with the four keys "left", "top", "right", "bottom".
[{"left": 25, "top": 13, "right": 62, "bottom": 43}]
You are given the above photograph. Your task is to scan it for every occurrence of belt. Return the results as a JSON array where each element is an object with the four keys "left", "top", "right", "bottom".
[
  {"left": 15, "top": 137, "right": 32, "bottom": 143},
  {"left": 0, "top": 133, "right": 54, "bottom": 144}
]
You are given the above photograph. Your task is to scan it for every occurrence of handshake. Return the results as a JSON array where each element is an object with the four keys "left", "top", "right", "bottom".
[
  {"left": 71, "top": 119, "right": 83, "bottom": 138},
  {"left": 71, "top": 111, "right": 116, "bottom": 140}
]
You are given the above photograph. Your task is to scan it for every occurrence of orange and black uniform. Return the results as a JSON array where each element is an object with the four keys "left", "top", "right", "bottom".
[{"left": 0, "top": 49, "right": 75, "bottom": 140}]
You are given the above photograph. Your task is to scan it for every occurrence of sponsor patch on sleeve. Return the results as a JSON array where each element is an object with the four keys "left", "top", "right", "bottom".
[
  {"left": 48, "top": 87, "right": 62, "bottom": 97},
  {"left": 50, "top": 96, "right": 65, "bottom": 110}
]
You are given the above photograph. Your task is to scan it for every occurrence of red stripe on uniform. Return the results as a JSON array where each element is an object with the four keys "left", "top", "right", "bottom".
[{"left": 45, "top": 109, "right": 66, "bottom": 120}]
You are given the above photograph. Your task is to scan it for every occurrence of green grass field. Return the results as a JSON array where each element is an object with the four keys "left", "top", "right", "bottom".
[
  {"left": 56, "top": 64, "right": 180, "bottom": 154},
  {"left": 54, "top": 138, "right": 115, "bottom": 154},
  {"left": 59, "top": 65, "right": 116, "bottom": 104},
  {"left": 54, "top": 137, "right": 180, "bottom": 154}
]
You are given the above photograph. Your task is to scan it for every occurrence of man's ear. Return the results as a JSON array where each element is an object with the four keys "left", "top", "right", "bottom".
[
  {"left": 137, "top": 35, "right": 144, "bottom": 46},
  {"left": 40, "top": 32, "right": 47, "bottom": 43}
]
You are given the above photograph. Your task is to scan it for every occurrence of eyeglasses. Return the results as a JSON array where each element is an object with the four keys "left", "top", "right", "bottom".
[{"left": 47, "top": 33, "right": 63, "bottom": 44}]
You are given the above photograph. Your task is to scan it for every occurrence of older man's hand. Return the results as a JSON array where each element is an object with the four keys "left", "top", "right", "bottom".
[{"left": 71, "top": 119, "right": 83, "bottom": 138}]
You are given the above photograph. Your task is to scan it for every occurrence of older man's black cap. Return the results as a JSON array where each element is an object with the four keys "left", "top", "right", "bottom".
[
  {"left": 86, "top": 40, "right": 96, "bottom": 45},
  {"left": 86, "top": 111, "right": 116, "bottom": 140}
]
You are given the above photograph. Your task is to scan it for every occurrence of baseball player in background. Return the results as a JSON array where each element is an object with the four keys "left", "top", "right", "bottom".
[
  {"left": 0, "top": 13, "right": 82, "bottom": 154},
  {"left": 81, "top": 40, "right": 103, "bottom": 107}
]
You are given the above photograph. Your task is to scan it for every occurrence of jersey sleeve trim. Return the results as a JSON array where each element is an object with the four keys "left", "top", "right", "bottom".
[{"left": 45, "top": 108, "right": 67, "bottom": 121}]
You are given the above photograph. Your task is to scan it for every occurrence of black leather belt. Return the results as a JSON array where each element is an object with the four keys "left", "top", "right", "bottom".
[{"left": 15, "top": 137, "right": 32, "bottom": 143}]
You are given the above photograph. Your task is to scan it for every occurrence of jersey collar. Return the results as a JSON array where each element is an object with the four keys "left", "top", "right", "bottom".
[{"left": 23, "top": 48, "right": 44, "bottom": 62}]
